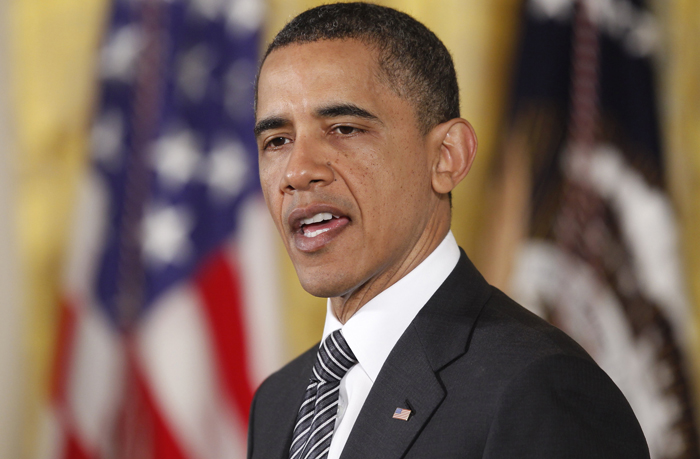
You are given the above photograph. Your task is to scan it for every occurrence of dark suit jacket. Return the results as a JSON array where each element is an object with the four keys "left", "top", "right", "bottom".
[{"left": 248, "top": 250, "right": 649, "bottom": 458}]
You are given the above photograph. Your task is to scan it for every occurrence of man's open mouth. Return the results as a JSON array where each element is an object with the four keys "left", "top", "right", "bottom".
[
  {"left": 288, "top": 205, "right": 351, "bottom": 252},
  {"left": 300, "top": 212, "right": 345, "bottom": 237}
]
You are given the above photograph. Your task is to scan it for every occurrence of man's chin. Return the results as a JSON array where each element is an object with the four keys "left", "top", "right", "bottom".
[
  {"left": 295, "top": 267, "right": 353, "bottom": 299},
  {"left": 297, "top": 277, "right": 345, "bottom": 299}
]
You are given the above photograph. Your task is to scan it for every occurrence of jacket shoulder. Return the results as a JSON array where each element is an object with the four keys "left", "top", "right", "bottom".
[
  {"left": 248, "top": 344, "right": 318, "bottom": 459},
  {"left": 256, "top": 343, "right": 317, "bottom": 396},
  {"left": 475, "top": 287, "right": 593, "bottom": 363},
  {"left": 409, "top": 286, "right": 648, "bottom": 458}
]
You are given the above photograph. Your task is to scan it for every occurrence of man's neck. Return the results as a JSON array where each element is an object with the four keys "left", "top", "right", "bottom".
[{"left": 330, "top": 221, "right": 451, "bottom": 324}]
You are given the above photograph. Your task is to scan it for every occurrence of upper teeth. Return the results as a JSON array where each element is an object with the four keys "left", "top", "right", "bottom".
[{"left": 301, "top": 212, "right": 334, "bottom": 226}]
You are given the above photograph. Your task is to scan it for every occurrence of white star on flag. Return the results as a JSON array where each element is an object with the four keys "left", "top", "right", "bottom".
[
  {"left": 189, "top": 0, "right": 223, "bottom": 21},
  {"left": 201, "top": 138, "right": 250, "bottom": 202},
  {"left": 529, "top": 0, "right": 574, "bottom": 21},
  {"left": 152, "top": 129, "right": 202, "bottom": 190},
  {"left": 100, "top": 24, "right": 143, "bottom": 82},
  {"left": 141, "top": 205, "right": 194, "bottom": 266},
  {"left": 92, "top": 110, "right": 124, "bottom": 170},
  {"left": 226, "top": 0, "right": 265, "bottom": 37},
  {"left": 178, "top": 45, "right": 214, "bottom": 102}
]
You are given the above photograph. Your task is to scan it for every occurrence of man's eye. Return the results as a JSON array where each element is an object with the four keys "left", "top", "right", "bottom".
[
  {"left": 265, "top": 137, "right": 290, "bottom": 149},
  {"left": 337, "top": 126, "right": 355, "bottom": 135},
  {"left": 334, "top": 125, "right": 363, "bottom": 135}
]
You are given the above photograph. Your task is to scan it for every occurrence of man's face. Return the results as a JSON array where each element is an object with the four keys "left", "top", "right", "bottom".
[{"left": 255, "top": 39, "right": 443, "bottom": 299}]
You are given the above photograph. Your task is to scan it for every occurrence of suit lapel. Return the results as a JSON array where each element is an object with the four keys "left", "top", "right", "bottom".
[
  {"left": 340, "top": 250, "right": 491, "bottom": 459},
  {"left": 252, "top": 347, "right": 316, "bottom": 459},
  {"left": 339, "top": 325, "right": 445, "bottom": 459}
]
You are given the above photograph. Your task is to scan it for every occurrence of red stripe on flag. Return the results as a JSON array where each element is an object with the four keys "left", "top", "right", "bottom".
[
  {"left": 194, "top": 250, "right": 255, "bottom": 428},
  {"left": 51, "top": 297, "right": 78, "bottom": 404},
  {"left": 115, "top": 342, "right": 190, "bottom": 459},
  {"left": 61, "top": 433, "right": 93, "bottom": 459},
  {"left": 51, "top": 298, "right": 95, "bottom": 459}
]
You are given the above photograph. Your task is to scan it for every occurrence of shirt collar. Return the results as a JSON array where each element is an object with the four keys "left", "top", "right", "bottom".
[{"left": 322, "top": 231, "right": 460, "bottom": 382}]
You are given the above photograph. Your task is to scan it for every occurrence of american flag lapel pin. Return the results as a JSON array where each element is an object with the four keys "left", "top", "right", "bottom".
[{"left": 392, "top": 407, "right": 411, "bottom": 421}]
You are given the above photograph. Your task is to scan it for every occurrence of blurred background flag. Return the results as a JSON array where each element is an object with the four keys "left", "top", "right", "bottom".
[
  {"left": 38, "top": 0, "right": 282, "bottom": 457},
  {"left": 485, "top": 0, "right": 699, "bottom": 457}
]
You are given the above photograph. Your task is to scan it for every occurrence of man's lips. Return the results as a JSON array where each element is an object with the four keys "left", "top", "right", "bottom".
[
  {"left": 299, "top": 212, "right": 340, "bottom": 236},
  {"left": 287, "top": 205, "right": 351, "bottom": 252}
]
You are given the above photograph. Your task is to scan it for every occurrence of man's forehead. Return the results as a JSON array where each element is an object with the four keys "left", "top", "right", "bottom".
[
  {"left": 255, "top": 39, "right": 387, "bottom": 115},
  {"left": 257, "top": 40, "right": 382, "bottom": 92}
]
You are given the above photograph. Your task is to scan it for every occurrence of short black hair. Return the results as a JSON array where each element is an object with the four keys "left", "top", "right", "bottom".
[{"left": 256, "top": 2, "right": 460, "bottom": 134}]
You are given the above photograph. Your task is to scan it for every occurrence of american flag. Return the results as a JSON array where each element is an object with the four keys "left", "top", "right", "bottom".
[
  {"left": 39, "top": 0, "right": 281, "bottom": 457},
  {"left": 392, "top": 408, "right": 411, "bottom": 421}
]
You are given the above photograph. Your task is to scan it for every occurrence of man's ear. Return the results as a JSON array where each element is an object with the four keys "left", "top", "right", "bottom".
[{"left": 429, "top": 118, "right": 478, "bottom": 194}]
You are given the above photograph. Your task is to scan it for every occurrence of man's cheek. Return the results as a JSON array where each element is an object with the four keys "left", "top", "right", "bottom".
[{"left": 258, "top": 166, "right": 277, "bottom": 197}]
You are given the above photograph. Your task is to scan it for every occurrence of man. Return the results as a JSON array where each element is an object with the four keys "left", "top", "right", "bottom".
[{"left": 248, "top": 3, "right": 649, "bottom": 459}]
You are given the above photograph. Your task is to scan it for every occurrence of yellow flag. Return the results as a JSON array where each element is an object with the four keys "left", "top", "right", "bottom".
[{"left": 8, "top": 0, "right": 109, "bottom": 454}]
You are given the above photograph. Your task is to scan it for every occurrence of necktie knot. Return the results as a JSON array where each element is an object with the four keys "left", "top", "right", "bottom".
[{"left": 312, "top": 330, "right": 357, "bottom": 383}]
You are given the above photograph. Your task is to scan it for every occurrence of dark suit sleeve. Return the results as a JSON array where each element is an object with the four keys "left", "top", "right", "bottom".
[
  {"left": 482, "top": 354, "right": 650, "bottom": 459},
  {"left": 247, "top": 389, "right": 258, "bottom": 459}
]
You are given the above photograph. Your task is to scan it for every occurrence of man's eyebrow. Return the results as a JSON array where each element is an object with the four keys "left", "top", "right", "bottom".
[
  {"left": 316, "top": 103, "right": 381, "bottom": 123},
  {"left": 254, "top": 116, "right": 289, "bottom": 138},
  {"left": 254, "top": 104, "right": 380, "bottom": 138}
]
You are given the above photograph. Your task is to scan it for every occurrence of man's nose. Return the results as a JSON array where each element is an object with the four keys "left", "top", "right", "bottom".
[{"left": 281, "top": 135, "right": 334, "bottom": 193}]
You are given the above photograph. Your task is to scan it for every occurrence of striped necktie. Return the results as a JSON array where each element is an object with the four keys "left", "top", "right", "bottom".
[{"left": 289, "top": 330, "right": 358, "bottom": 459}]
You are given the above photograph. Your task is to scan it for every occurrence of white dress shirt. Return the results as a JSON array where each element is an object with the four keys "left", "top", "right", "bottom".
[{"left": 321, "top": 231, "right": 460, "bottom": 459}]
